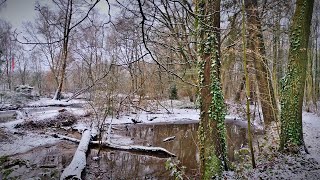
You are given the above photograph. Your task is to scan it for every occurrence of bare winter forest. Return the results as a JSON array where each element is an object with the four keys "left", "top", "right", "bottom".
[{"left": 0, "top": 0, "right": 320, "bottom": 179}]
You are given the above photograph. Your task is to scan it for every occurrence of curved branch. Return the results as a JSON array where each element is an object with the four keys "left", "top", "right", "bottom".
[
  {"left": 69, "top": 0, "right": 101, "bottom": 31},
  {"left": 137, "top": 0, "right": 198, "bottom": 87}
]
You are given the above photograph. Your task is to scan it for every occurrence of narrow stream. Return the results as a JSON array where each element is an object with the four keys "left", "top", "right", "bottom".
[
  {"left": 1, "top": 106, "right": 252, "bottom": 179},
  {"left": 85, "top": 121, "right": 249, "bottom": 179}
]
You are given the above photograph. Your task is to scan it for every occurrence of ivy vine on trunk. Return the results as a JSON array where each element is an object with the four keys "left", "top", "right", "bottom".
[
  {"left": 280, "top": 0, "right": 314, "bottom": 152},
  {"left": 196, "top": 0, "right": 228, "bottom": 178}
]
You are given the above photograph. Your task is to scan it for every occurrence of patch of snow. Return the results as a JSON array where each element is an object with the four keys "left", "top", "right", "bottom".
[
  {"left": 0, "top": 132, "right": 59, "bottom": 156},
  {"left": 303, "top": 112, "right": 320, "bottom": 164},
  {"left": 27, "top": 98, "right": 86, "bottom": 107},
  {"left": 72, "top": 122, "right": 91, "bottom": 133},
  {"left": 225, "top": 111, "right": 320, "bottom": 179},
  {"left": 1, "top": 118, "right": 25, "bottom": 131},
  {"left": 104, "top": 108, "right": 200, "bottom": 125},
  {"left": 109, "top": 134, "right": 134, "bottom": 145}
]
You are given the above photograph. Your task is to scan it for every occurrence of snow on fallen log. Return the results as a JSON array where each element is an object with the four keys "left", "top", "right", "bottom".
[
  {"left": 51, "top": 133, "right": 80, "bottom": 143},
  {"left": 60, "top": 129, "right": 91, "bottom": 180},
  {"left": 92, "top": 141, "right": 176, "bottom": 157},
  {"left": 163, "top": 136, "right": 176, "bottom": 142},
  {"left": 91, "top": 122, "right": 99, "bottom": 140},
  {"left": 51, "top": 133, "right": 176, "bottom": 157}
]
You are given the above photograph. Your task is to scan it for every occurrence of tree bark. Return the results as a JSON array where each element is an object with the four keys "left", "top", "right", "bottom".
[
  {"left": 244, "top": 0, "right": 278, "bottom": 126},
  {"left": 54, "top": 0, "right": 73, "bottom": 100},
  {"left": 280, "top": 0, "right": 314, "bottom": 151},
  {"left": 241, "top": 0, "right": 256, "bottom": 168},
  {"left": 196, "top": 0, "right": 228, "bottom": 178}
]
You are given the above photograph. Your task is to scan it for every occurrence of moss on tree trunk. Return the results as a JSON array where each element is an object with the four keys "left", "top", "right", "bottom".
[
  {"left": 196, "top": 0, "right": 228, "bottom": 178},
  {"left": 280, "top": 0, "right": 314, "bottom": 151}
]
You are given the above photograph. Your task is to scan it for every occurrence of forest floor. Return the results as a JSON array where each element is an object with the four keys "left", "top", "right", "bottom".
[
  {"left": 225, "top": 110, "right": 320, "bottom": 179},
  {"left": 0, "top": 97, "right": 319, "bottom": 179}
]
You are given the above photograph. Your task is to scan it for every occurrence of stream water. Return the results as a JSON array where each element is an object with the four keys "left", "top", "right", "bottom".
[
  {"left": 1, "top": 106, "right": 252, "bottom": 179},
  {"left": 85, "top": 121, "right": 249, "bottom": 179},
  {"left": 0, "top": 110, "right": 16, "bottom": 123}
]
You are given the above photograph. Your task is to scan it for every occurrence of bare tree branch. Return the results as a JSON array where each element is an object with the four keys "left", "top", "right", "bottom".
[{"left": 137, "top": 0, "right": 198, "bottom": 87}]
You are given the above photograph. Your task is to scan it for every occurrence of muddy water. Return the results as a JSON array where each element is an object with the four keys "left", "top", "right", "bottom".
[
  {"left": 85, "top": 121, "right": 248, "bottom": 179},
  {"left": 0, "top": 110, "right": 16, "bottom": 123},
  {"left": 1, "top": 113, "right": 249, "bottom": 179},
  {"left": 1, "top": 142, "right": 78, "bottom": 179}
]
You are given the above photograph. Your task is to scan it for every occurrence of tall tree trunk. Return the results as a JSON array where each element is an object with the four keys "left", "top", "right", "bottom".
[
  {"left": 273, "top": 8, "right": 281, "bottom": 107},
  {"left": 280, "top": 0, "right": 314, "bottom": 151},
  {"left": 314, "top": 13, "right": 319, "bottom": 102},
  {"left": 54, "top": 0, "right": 73, "bottom": 100},
  {"left": 241, "top": 0, "right": 256, "bottom": 168},
  {"left": 244, "top": 0, "right": 278, "bottom": 126},
  {"left": 196, "top": 0, "right": 228, "bottom": 178}
]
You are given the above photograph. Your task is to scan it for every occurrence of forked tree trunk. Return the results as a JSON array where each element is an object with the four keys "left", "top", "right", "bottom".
[
  {"left": 54, "top": 0, "right": 72, "bottom": 100},
  {"left": 280, "top": 0, "right": 314, "bottom": 151}
]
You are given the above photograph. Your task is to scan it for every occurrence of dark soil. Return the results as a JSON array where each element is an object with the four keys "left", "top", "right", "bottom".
[{"left": 15, "top": 111, "right": 78, "bottom": 130}]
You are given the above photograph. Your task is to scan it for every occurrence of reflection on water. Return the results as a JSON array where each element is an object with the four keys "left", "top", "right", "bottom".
[
  {"left": 87, "top": 149, "right": 170, "bottom": 179},
  {"left": 0, "top": 110, "right": 16, "bottom": 123},
  {"left": 226, "top": 121, "right": 248, "bottom": 162},
  {"left": 4, "top": 142, "right": 78, "bottom": 179},
  {"left": 86, "top": 121, "right": 249, "bottom": 179}
]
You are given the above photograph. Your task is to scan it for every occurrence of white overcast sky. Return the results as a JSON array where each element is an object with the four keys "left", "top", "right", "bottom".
[
  {"left": 0, "top": 0, "right": 114, "bottom": 32},
  {"left": 0, "top": 0, "right": 38, "bottom": 31}
]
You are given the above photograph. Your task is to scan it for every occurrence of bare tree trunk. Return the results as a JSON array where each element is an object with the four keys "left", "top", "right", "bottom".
[
  {"left": 241, "top": 0, "right": 256, "bottom": 168},
  {"left": 273, "top": 8, "right": 281, "bottom": 106},
  {"left": 54, "top": 0, "right": 73, "bottom": 100},
  {"left": 244, "top": 0, "right": 279, "bottom": 126}
]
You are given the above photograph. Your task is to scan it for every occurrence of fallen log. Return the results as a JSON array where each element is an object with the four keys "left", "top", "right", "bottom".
[
  {"left": 163, "top": 136, "right": 176, "bottom": 142},
  {"left": 51, "top": 133, "right": 176, "bottom": 157},
  {"left": 60, "top": 129, "right": 91, "bottom": 180},
  {"left": 94, "top": 141, "right": 176, "bottom": 157}
]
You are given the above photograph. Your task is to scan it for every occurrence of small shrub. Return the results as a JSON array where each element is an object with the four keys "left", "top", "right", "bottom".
[
  {"left": 169, "top": 85, "right": 178, "bottom": 100},
  {"left": 165, "top": 158, "right": 186, "bottom": 180}
]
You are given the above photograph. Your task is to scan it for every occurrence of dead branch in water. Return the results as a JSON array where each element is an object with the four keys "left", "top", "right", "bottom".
[{"left": 51, "top": 133, "right": 176, "bottom": 157}]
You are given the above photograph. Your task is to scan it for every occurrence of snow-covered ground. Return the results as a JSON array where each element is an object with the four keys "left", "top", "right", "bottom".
[
  {"left": 227, "top": 111, "right": 320, "bottom": 179},
  {"left": 1, "top": 97, "right": 320, "bottom": 179},
  {"left": 0, "top": 98, "right": 89, "bottom": 156},
  {"left": 0, "top": 132, "right": 59, "bottom": 156},
  {"left": 303, "top": 112, "right": 320, "bottom": 163},
  {"left": 27, "top": 98, "right": 86, "bottom": 107}
]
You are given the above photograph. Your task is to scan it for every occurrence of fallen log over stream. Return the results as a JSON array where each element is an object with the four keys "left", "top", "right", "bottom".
[
  {"left": 60, "top": 129, "right": 91, "bottom": 180},
  {"left": 94, "top": 141, "right": 176, "bottom": 157},
  {"left": 51, "top": 133, "right": 176, "bottom": 157}
]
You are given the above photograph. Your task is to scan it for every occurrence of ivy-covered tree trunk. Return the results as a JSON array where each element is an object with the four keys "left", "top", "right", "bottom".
[
  {"left": 244, "top": 0, "right": 278, "bottom": 126},
  {"left": 196, "top": 0, "right": 228, "bottom": 178},
  {"left": 280, "top": 0, "right": 314, "bottom": 151}
]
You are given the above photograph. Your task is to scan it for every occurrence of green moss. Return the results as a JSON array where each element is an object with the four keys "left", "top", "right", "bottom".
[
  {"left": 204, "top": 152, "right": 221, "bottom": 179},
  {"left": 196, "top": 0, "right": 228, "bottom": 177},
  {"left": 280, "top": 0, "right": 313, "bottom": 151},
  {"left": 0, "top": 156, "right": 9, "bottom": 164},
  {"left": 2, "top": 168, "right": 14, "bottom": 179}
]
